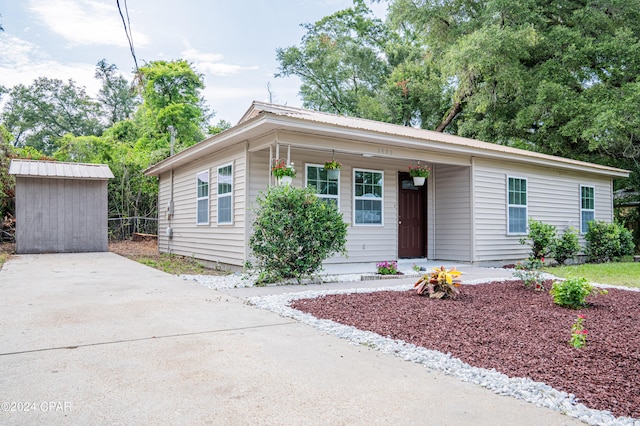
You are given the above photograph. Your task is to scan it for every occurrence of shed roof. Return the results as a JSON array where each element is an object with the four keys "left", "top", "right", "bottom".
[{"left": 9, "top": 159, "right": 114, "bottom": 180}]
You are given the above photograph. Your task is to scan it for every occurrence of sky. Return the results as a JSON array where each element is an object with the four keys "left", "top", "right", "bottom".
[{"left": 0, "top": 0, "right": 387, "bottom": 124}]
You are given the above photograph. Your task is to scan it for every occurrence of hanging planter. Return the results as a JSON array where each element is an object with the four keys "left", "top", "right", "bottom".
[
  {"left": 277, "top": 176, "right": 293, "bottom": 185},
  {"left": 324, "top": 158, "right": 342, "bottom": 180},
  {"left": 412, "top": 176, "right": 426, "bottom": 186},
  {"left": 272, "top": 159, "right": 296, "bottom": 185},
  {"left": 408, "top": 163, "right": 431, "bottom": 186}
]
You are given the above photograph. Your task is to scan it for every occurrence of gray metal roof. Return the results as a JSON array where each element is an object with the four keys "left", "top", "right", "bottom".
[
  {"left": 145, "top": 101, "right": 629, "bottom": 178},
  {"left": 9, "top": 159, "right": 114, "bottom": 180}
]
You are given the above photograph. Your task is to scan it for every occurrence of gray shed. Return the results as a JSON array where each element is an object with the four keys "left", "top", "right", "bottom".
[{"left": 9, "top": 159, "right": 114, "bottom": 254}]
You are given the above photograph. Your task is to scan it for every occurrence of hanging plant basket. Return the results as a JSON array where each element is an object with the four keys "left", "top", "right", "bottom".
[
  {"left": 408, "top": 163, "right": 430, "bottom": 186},
  {"left": 277, "top": 176, "right": 293, "bottom": 186},
  {"left": 327, "top": 168, "right": 340, "bottom": 180},
  {"left": 412, "top": 176, "right": 426, "bottom": 186}
]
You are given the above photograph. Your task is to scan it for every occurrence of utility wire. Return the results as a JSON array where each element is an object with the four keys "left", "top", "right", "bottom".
[{"left": 116, "top": 0, "right": 139, "bottom": 73}]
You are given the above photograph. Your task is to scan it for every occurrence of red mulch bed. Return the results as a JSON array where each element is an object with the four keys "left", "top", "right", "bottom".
[{"left": 291, "top": 281, "right": 640, "bottom": 419}]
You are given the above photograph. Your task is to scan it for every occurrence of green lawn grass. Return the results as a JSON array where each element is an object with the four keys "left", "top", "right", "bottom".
[
  {"left": 137, "top": 254, "right": 228, "bottom": 276},
  {"left": 543, "top": 262, "right": 640, "bottom": 288}
]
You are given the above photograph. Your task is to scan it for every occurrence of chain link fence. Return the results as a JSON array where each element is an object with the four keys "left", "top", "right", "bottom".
[{"left": 108, "top": 217, "right": 158, "bottom": 240}]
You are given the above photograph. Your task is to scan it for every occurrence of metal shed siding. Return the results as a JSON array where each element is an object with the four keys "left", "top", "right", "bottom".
[
  {"left": 15, "top": 177, "right": 108, "bottom": 253},
  {"left": 157, "top": 145, "right": 247, "bottom": 267},
  {"left": 433, "top": 164, "right": 472, "bottom": 261},
  {"left": 472, "top": 158, "right": 615, "bottom": 262}
]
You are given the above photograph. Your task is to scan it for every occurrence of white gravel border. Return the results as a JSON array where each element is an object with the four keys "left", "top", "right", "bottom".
[{"left": 185, "top": 272, "right": 639, "bottom": 425}]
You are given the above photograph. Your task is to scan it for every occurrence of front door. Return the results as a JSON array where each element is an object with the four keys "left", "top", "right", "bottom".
[{"left": 398, "top": 172, "right": 427, "bottom": 258}]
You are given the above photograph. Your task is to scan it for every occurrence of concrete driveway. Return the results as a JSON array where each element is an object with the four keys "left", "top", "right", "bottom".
[{"left": 0, "top": 253, "right": 580, "bottom": 425}]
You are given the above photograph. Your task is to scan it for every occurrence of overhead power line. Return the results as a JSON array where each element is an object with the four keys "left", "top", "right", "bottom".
[{"left": 116, "top": 0, "right": 139, "bottom": 73}]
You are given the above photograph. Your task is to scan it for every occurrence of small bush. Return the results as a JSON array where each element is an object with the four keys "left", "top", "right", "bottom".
[
  {"left": 414, "top": 266, "right": 462, "bottom": 299},
  {"left": 513, "top": 257, "right": 545, "bottom": 290},
  {"left": 249, "top": 185, "right": 348, "bottom": 284},
  {"left": 376, "top": 260, "right": 398, "bottom": 275},
  {"left": 520, "top": 219, "right": 556, "bottom": 260},
  {"left": 585, "top": 221, "right": 635, "bottom": 263},
  {"left": 554, "top": 226, "right": 581, "bottom": 265},
  {"left": 549, "top": 277, "right": 607, "bottom": 309}
]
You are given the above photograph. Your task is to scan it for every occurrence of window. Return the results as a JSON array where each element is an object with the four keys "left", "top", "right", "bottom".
[
  {"left": 507, "top": 177, "right": 527, "bottom": 234},
  {"left": 217, "top": 164, "right": 233, "bottom": 224},
  {"left": 306, "top": 164, "right": 339, "bottom": 207},
  {"left": 354, "top": 169, "right": 383, "bottom": 225},
  {"left": 196, "top": 170, "right": 209, "bottom": 225},
  {"left": 580, "top": 185, "right": 595, "bottom": 233}
]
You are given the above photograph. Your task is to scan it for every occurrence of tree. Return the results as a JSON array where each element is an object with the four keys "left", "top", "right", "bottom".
[
  {"left": 135, "top": 59, "right": 211, "bottom": 160},
  {"left": 0, "top": 125, "right": 15, "bottom": 218},
  {"left": 386, "top": 0, "right": 640, "bottom": 160},
  {"left": 208, "top": 119, "right": 232, "bottom": 135},
  {"left": 1, "top": 77, "right": 103, "bottom": 154},
  {"left": 95, "top": 59, "right": 139, "bottom": 126},
  {"left": 276, "top": 0, "right": 391, "bottom": 118},
  {"left": 52, "top": 129, "right": 157, "bottom": 224}
]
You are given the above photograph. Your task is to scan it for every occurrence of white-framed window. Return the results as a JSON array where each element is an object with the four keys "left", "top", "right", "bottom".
[
  {"left": 507, "top": 176, "right": 527, "bottom": 234},
  {"left": 580, "top": 185, "right": 595, "bottom": 234},
  {"left": 196, "top": 170, "right": 209, "bottom": 225},
  {"left": 217, "top": 164, "right": 233, "bottom": 224},
  {"left": 354, "top": 169, "right": 383, "bottom": 225},
  {"left": 306, "top": 164, "right": 339, "bottom": 207}
]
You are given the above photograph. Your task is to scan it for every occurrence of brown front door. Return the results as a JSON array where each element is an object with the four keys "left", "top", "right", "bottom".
[{"left": 398, "top": 172, "right": 427, "bottom": 258}]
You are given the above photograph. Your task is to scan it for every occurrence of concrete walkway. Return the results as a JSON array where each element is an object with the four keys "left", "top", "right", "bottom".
[{"left": 0, "top": 253, "right": 580, "bottom": 425}]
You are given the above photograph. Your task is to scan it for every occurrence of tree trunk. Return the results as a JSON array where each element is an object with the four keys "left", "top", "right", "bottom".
[{"left": 435, "top": 100, "right": 462, "bottom": 133}]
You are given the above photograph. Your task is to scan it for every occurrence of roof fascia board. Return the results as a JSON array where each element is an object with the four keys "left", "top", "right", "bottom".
[{"left": 144, "top": 114, "right": 273, "bottom": 176}]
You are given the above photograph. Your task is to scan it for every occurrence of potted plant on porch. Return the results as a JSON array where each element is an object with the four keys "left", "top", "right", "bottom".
[
  {"left": 408, "top": 163, "right": 431, "bottom": 186},
  {"left": 324, "top": 159, "right": 342, "bottom": 180},
  {"left": 272, "top": 160, "right": 296, "bottom": 185}
]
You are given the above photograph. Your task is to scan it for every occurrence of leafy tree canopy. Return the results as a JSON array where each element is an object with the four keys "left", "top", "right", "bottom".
[
  {"left": 277, "top": 0, "right": 640, "bottom": 180},
  {"left": 276, "top": 0, "right": 391, "bottom": 118},
  {"left": 1, "top": 77, "right": 103, "bottom": 154}
]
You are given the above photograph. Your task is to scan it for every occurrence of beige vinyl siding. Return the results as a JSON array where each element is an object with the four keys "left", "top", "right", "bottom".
[
  {"left": 247, "top": 149, "right": 399, "bottom": 264},
  {"left": 157, "top": 145, "right": 247, "bottom": 267},
  {"left": 433, "top": 164, "right": 472, "bottom": 261},
  {"left": 472, "top": 158, "right": 615, "bottom": 263},
  {"left": 157, "top": 172, "right": 170, "bottom": 252},
  {"left": 595, "top": 183, "right": 613, "bottom": 222}
]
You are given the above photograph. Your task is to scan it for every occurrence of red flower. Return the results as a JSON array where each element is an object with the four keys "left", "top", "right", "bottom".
[{"left": 577, "top": 314, "right": 586, "bottom": 319}]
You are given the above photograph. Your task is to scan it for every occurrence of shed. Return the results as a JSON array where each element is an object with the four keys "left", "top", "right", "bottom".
[{"left": 9, "top": 159, "right": 114, "bottom": 254}]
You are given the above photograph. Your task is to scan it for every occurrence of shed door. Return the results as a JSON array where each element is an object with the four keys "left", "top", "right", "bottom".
[{"left": 398, "top": 172, "right": 427, "bottom": 258}]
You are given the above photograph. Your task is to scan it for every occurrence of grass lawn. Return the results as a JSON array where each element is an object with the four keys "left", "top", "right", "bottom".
[
  {"left": 108, "top": 239, "right": 228, "bottom": 276},
  {"left": 544, "top": 261, "right": 640, "bottom": 288}
]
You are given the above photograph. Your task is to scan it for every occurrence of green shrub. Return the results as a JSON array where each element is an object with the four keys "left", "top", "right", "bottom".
[
  {"left": 520, "top": 219, "right": 556, "bottom": 260},
  {"left": 249, "top": 185, "right": 348, "bottom": 284},
  {"left": 554, "top": 226, "right": 581, "bottom": 265},
  {"left": 513, "top": 257, "right": 545, "bottom": 290},
  {"left": 585, "top": 220, "right": 635, "bottom": 263},
  {"left": 549, "top": 277, "right": 607, "bottom": 309}
]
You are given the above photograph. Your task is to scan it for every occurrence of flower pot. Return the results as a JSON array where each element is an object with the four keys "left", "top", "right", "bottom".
[
  {"left": 327, "top": 168, "right": 340, "bottom": 180},
  {"left": 412, "top": 176, "right": 426, "bottom": 186},
  {"left": 277, "top": 176, "right": 293, "bottom": 185}
]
